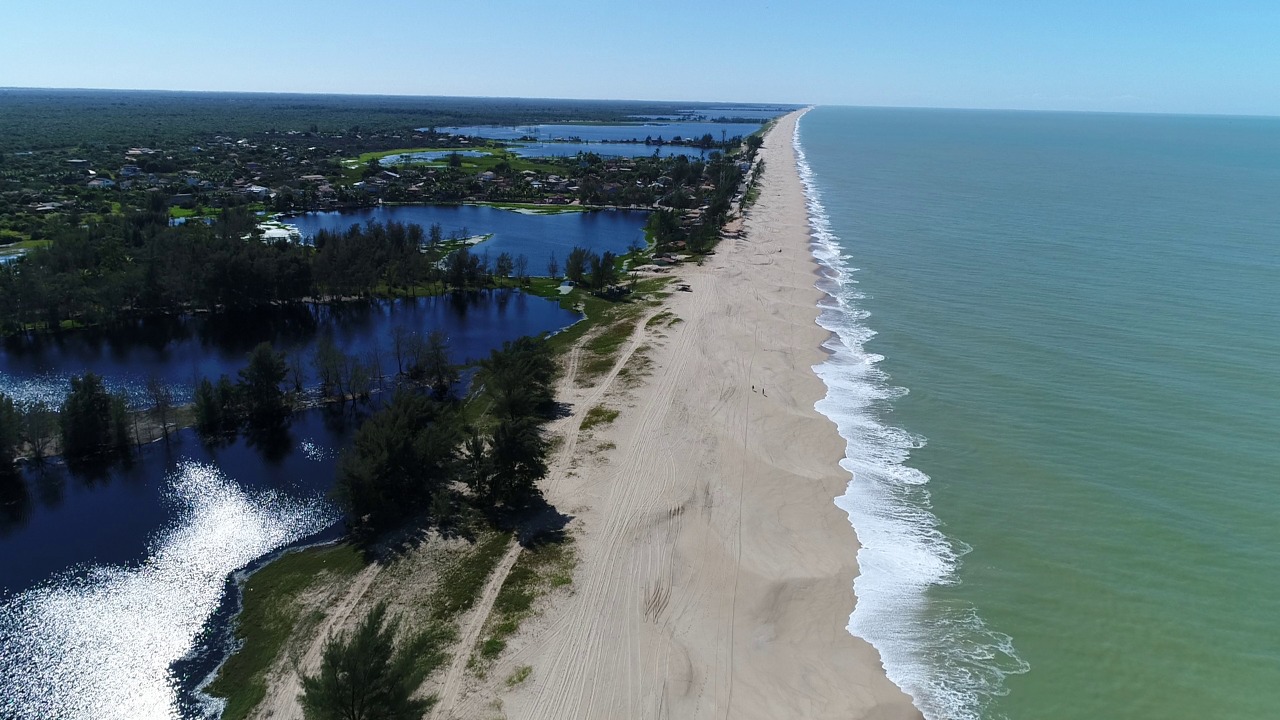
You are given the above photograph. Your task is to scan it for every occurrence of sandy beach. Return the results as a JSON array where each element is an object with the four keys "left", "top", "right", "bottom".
[{"left": 440, "top": 110, "right": 921, "bottom": 719}]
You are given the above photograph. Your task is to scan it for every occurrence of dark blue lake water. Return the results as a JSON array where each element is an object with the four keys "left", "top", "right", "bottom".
[
  {"left": 380, "top": 144, "right": 715, "bottom": 161},
  {"left": 508, "top": 141, "right": 717, "bottom": 159},
  {"left": 0, "top": 290, "right": 580, "bottom": 719},
  {"left": 427, "top": 120, "right": 762, "bottom": 143},
  {"left": 286, "top": 204, "right": 647, "bottom": 263},
  {"left": 0, "top": 290, "right": 574, "bottom": 408}
]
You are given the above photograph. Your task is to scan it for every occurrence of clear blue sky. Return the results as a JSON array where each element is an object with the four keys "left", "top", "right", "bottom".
[{"left": 3, "top": 0, "right": 1278, "bottom": 116}]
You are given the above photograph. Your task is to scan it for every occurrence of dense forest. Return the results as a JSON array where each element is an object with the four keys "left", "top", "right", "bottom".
[
  {"left": 0, "top": 89, "right": 793, "bottom": 151},
  {"left": 0, "top": 209, "right": 558, "bottom": 333}
]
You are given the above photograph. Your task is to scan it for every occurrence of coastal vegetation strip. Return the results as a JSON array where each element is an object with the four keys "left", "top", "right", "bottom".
[
  {"left": 198, "top": 261, "right": 682, "bottom": 716},
  {"left": 204, "top": 543, "right": 366, "bottom": 720},
  {"left": 472, "top": 535, "right": 578, "bottom": 669},
  {"left": 206, "top": 530, "right": 515, "bottom": 718},
  {"left": 472, "top": 201, "right": 589, "bottom": 214}
]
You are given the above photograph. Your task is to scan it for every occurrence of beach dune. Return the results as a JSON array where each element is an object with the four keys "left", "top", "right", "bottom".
[{"left": 453, "top": 110, "right": 921, "bottom": 719}]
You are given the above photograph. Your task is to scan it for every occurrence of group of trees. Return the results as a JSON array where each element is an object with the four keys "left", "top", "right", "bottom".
[
  {"left": 562, "top": 246, "right": 620, "bottom": 291},
  {"left": 193, "top": 325, "right": 465, "bottom": 445},
  {"left": 0, "top": 207, "right": 309, "bottom": 332},
  {"left": 194, "top": 342, "right": 292, "bottom": 437},
  {"left": 0, "top": 214, "right": 542, "bottom": 334},
  {"left": 300, "top": 601, "right": 428, "bottom": 720},
  {"left": 639, "top": 155, "right": 745, "bottom": 254},
  {"left": 59, "top": 374, "right": 131, "bottom": 461},
  {"left": 310, "top": 326, "right": 460, "bottom": 408},
  {"left": 0, "top": 373, "right": 133, "bottom": 475},
  {"left": 0, "top": 394, "right": 57, "bottom": 472},
  {"left": 295, "top": 339, "right": 562, "bottom": 720},
  {"left": 0, "top": 340, "right": 303, "bottom": 477},
  {"left": 0, "top": 324, "right": 495, "bottom": 478},
  {"left": 334, "top": 336, "right": 558, "bottom": 537}
]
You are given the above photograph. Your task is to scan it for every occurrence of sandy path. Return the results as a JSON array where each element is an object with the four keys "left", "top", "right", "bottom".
[
  {"left": 429, "top": 539, "right": 522, "bottom": 716},
  {"left": 490, "top": 111, "right": 923, "bottom": 719},
  {"left": 430, "top": 308, "right": 664, "bottom": 719},
  {"left": 249, "top": 562, "right": 383, "bottom": 720}
]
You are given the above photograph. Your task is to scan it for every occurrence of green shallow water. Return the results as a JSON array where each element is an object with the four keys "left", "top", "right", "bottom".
[{"left": 799, "top": 107, "right": 1280, "bottom": 720}]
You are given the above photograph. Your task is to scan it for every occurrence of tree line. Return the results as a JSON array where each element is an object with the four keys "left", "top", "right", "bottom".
[{"left": 0, "top": 213, "right": 535, "bottom": 334}]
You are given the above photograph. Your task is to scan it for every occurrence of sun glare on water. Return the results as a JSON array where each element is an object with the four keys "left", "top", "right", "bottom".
[{"left": 0, "top": 461, "right": 336, "bottom": 720}]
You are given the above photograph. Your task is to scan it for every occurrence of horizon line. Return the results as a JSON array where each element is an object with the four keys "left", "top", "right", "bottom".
[{"left": 3, "top": 85, "right": 1277, "bottom": 121}]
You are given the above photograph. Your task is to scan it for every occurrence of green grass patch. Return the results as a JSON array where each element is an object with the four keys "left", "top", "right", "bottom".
[
  {"left": 506, "top": 665, "right": 533, "bottom": 687},
  {"left": 480, "top": 636, "right": 507, "bottom": 658},
  {"left": 473, "top": 536, "right": 576, "bottom": 668},
  {"left": 0, "top": 238, "right": 49, "bottom": 255},
  {"left": 474, "top": 201, "right": 589, "bottom": 215},
  {"left": 352, "top": 147, "right": 491, "bottom": 164},
  {"left": 208, "top": 531, "right": 514, "bottom": 720},
  {"left": 577, "top": 314, "right": 642, "bottom": 382},
  {"left": 429, "top": 532, "right": 512, "bottom": 620},
  {"left": 525, "top": 275, "right": 669, "bottom": 385},
  {"left": 579, "top": 405, "right": 619, "bottom": 432},
  {"left": 204, "top": 543, "right": 366, "bottom": 720},
  {"left": 633, "top": 277, "right": 673, "bottom": 294},
  {"left": 585, "top": 318, "right": 636, "bottom": 357},
  {"left": 645, "top": 310, "right": 674, "bottom": 328},
  {"left": 167, "top": 206, "right": 218, "bottom": 220},
  {"left": 348, "top": 146, "right": 562, "bottom": 177},
  {"left": 357, "top": 147, "right": 441, "bottom": 163}
]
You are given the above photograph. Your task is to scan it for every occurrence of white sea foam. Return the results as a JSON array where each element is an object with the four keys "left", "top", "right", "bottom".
[
  {"left": 793, "top": 113, "right": 1028, "bottom": 720},
  {"left": 0, "top": 461, "right": 337, "bottom": 720}
]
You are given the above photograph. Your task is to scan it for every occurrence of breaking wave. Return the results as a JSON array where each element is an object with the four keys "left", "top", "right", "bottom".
[{"left": 793, "top": 111, "right": 1028, "bottom": 720}]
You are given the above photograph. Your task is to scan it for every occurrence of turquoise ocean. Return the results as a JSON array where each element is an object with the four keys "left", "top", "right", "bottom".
[{"left": 796, "top": 107, "right": 1280, "bottom": 720}]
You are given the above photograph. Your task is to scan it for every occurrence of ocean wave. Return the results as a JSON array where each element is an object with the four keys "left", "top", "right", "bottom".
[{"left": 793, "top": 112, "right": 1028, "bottom": 720}]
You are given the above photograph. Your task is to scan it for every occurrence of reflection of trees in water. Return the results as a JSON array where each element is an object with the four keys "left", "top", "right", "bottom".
[
  {"left": 198, "top": 304, "right": 325, "bottom": 353},
  {"left": 0, "top": 464, "right": 71, "bottom": 538},
  {"left": 0, "top": 291, "right": 570, "bottom": 539},
  {"left": 244, "top": 422, "right": 294, "bottom": 467},
  {"left": 0, "top": 417, "right": 308, "bottom": 540},
  {"left": 0, "top": 295, "right": 538, "bottom": 395},
  {"left": 0, "top": 303, "right": 334, "bottom": 367},
  {"left": 0, "top": 472, "right": 32, "bottom": 538}
]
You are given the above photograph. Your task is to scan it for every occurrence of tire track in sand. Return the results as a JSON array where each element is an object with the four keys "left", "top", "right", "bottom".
[
  {"left": 430, "top": 308, "right": 663, "bottom": 720},
  {"left": 429, "top": 540, "right": 522, "bottom": 719},
  {"left": 520, "top": 282, "right": 714, "bottom": 720},
  {"left": 248, "top": 561, "right": 383, "bottom": 720}
]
